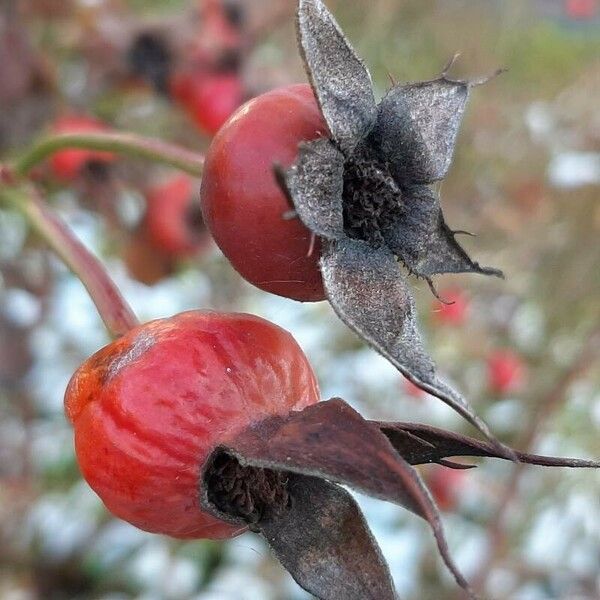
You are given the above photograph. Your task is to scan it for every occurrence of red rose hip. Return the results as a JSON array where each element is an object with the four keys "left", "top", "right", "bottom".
[
  {"left": 50, "top": 115, "right": 115, "bottom": 181},
  {"left": 171, "top": 71, "right": 244, "bottom": 136},
  {"left": 200, "top": 84, "right": 329, "bottom": 302},
  {"left": 64, "top": 311, "right": 319, "bottom": 539},
  {"left": 487, "top": 349, "right": 526, "bottom": 394},
  {"left": 144, "top": 174, "right": 209, "bottom": 257}
]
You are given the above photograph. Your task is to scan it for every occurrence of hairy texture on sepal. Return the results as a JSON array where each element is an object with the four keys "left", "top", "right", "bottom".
[
  {"left": 383, "top": 185, "right": 503, "bottom": 279},
  {"left": 297, "top": 0, "right": 377, "bottom": 153},
  {"left": 279, "top": 139, "right": 345, "bottom": 240},
  {"left": 320, "top": 237, "right": 511, "bottom": 460},
  {"left": 283, "top": 0, "right": 505, "bottom": 452},
  {"left": 376, "top": 422, "right": 600, "bottom": 469},
  {"left": 369, "top": 77, "right": 470, "bottom": 184}
]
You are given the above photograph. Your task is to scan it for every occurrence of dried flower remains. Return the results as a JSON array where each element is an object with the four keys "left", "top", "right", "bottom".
[{"left": 277, "top": 0, "right": 506, "bottom": 451}]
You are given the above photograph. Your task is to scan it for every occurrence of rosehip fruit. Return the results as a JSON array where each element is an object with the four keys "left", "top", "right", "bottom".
[
  {"left": 565, "top": 0, "right": 597, "bottom": 19},
  {"left": 432, "top": 288, "right": 469, "bottom": 326},
  {"left": 200, "top": 84, "right": 328, "bottom": 302},
  {"left": 171, "top": 71, "right": 244, "bottom": 135},
  {"left": 49, "top": 115, "right": 115, "bottom": 181},
  {"left": 487, "top": 349, "right": 526, "bottom": 394},
  {"left": 198, "top": 0, "right": 244, "bottom": 63},
  {"left": 144, "top": 174, "right": 209, "bottom": 257},
  {"left": 64, "top": 311, "right": 319, "bottom": 539},
  {"left": 426, "top": 466, "right": 466, "bottom": 512},
  {"left": 123, "top": 230, "right": 174, "bottom": 286}
]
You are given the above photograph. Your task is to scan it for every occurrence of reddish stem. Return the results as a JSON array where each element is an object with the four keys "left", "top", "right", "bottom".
[{"left": 8, "top": 186, "right": 139, "bottom": 338}]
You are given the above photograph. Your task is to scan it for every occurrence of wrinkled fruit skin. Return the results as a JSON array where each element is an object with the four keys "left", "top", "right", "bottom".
[
  {"left": 201, "top": 84, "right": 328, "bottom": 302},
  {"left": 64, "top": 311, "right": 319, "bottom": 539},
  {"left": 144, "top": 174, "right": 209, "bottom": 257},
  {"left": 171, "top": 72, "right": 244, "bottom": 135},
  {"left": 50, "top": 115, "right": 115, "bottom": 181}
]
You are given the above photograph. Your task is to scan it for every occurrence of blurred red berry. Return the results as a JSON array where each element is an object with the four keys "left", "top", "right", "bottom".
[
  {"left": 565, "top": 0, "right": 597, "bottom": 19},
  {"left": 144, "top": 174, "right": 210, "bottom": 257},
  {"left": 403, "top": 377, "right": 426, "bottom": 399},
  {"left": 432, "top": 288, "right": 469, "bottom": 326},
  {"left": 171, "top": 71, "right": 244, "bottom": 135},
  {"left": 426, "top": 466, "right": 466, "bottom": 512},
  {"left": 487, "top": 350, "right": 526, "bottom": 394},
  {"left": 198, "top": 0, "right": 244, "bottom": 61},
  {"left": 49, "top": 115, "right": 115, "bottom": 181},
  {"left": 124, "top": 231, "right": 174, "bottom": 286}
]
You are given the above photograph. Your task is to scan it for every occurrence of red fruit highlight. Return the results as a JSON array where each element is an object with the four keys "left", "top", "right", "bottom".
[
  {"left": 49, "top": 115, "right": 115, "bottom": 181},
  {"left": 201, "top": 84, "right": 328, "bottom": 302},
  {"left": 64, "top": 311, "right": 319, "bottom": 539},
  {"left": 144, "top": 174, "right": 209, "bottom": 257},
  {"left": 487, "top": 349, "right": 526, "bottom": 394},
  {"left": 171, "top": 71, "right": 244, "bottom": 135}
]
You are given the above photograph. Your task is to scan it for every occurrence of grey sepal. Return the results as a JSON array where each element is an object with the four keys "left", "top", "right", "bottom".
[
  {"left": 320, "top": 237, "right": 512, "bottom": 459},
  {"left": 276, "top": 139, "right": 345, "bottom": 240},
  {"left": 383, "top": 185, "right": 503, "bottom": 279},
  {"left": 296, "top": 0, "right": 377, "bottom": 154},
  {"left": 370, "top": 77, "right": 470, "bottom": 184}
]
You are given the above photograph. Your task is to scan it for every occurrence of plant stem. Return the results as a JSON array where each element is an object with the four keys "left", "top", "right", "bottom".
[
  {"left": 1, "top": 185, "right": 139, "bottom": 338},
  {"left": 14, "top": 132, "right": 205, "bottom": 178}
]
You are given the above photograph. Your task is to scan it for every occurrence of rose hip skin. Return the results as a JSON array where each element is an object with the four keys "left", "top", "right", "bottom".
[
  {"left": 64, "top": 311, "right": 319, "bottom": 539},
  {"left": 201, "top": 84, "right": 328, "bottom": 302}
]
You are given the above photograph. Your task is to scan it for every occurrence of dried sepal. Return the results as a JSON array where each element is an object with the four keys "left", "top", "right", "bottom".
[
  {"left": 320, "top": 237, "right": 511, "bottom": 459},
  {"left": 256, "top": 474, "right": 396, "bottom": 600},
  {"left": 383, "top": 185, "right": 503, "bottom": 279},
  {"left": 297, "top": 0, "right": 377, "bottom": 153},
  {"left": 216, "top": 398, "right": 474, "bottom": 596},
  {"left": 278, "top": 139, "right": 345, "bottom": 240},
  {"left": 376, "top": 422, "right": 600, "bottom": 469},
  {"left": 369, "top": 76, "right": 470, "bottom": 184},
  {"left": 284, "top": 0, "right": 507, "bottom": 460}
]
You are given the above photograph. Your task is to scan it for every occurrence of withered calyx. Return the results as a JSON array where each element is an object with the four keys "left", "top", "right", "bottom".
[{"left": 277, "top": 0, "right": 506, "bottom": 451}]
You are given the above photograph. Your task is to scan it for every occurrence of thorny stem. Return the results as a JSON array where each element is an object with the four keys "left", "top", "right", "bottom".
[
  {"left": 0, "top": 185, "right": 139, "bottom": 338},
  {"left": 468, "top": 326, "right": 600, "bottom": 596},
  {"left": 14, "top": 131, "right": 205, "bottom": 178}
]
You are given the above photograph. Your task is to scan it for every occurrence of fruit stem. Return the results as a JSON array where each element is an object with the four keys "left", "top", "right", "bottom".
[
  {"left": 0, "top": 184, "right": 139, "bottom": 338},
  {"left": 14, "top": 131, "right": 205, "bottom": 178}
]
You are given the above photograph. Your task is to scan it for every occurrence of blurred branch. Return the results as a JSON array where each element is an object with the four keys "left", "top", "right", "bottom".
[
  {"left": 0, "top": 184, "right": 139, "bottom": 338},
  {"left": 470, "top": 326, "right": 600, "bottom": 595},
  {"left": 14, "top": 132, "right": 205, "bottom": 178}
]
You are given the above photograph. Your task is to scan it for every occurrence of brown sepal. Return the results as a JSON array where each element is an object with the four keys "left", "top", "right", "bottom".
[
  {"left": 205, "top": 398, "right": 475, "bottom": 598},
  {"left": 375, "top": 421, "right": 600, "bottom": 469},
  {"left": 257, "top": 474, "right": 396, "bottom": 600}
]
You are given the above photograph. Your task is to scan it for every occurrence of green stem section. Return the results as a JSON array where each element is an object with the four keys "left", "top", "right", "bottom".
[
  {"left": 15, "top": 132, "right": 205, "bottom": 178},
  {"left": 1, "top": 186, "right": 139, "bottom": 338}
]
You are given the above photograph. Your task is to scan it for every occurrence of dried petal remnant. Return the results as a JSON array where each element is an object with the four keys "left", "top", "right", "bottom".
[{"left": 205, "top": 451, "right": 291, "bottom": 525}]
